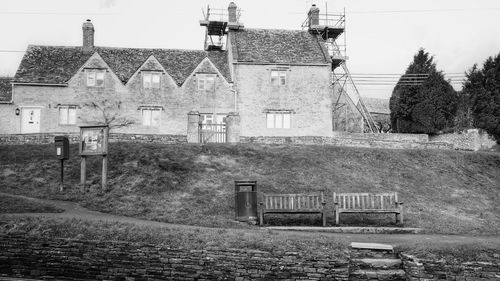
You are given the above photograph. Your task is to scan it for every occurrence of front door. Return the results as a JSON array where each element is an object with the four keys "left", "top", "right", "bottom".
[{"left": 21, "top": 107, "right": 41, "bottom": 134}]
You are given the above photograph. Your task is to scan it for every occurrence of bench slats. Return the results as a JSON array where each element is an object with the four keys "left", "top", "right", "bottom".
[
  {"left": 333, "top": 191, "right": 403, "bottom": 225},
  {"left": 260, "top": 192, "right": 327, "bottom": 227},
  {"left": 262, "top": 193, "right": 324, "bottom": 211}
]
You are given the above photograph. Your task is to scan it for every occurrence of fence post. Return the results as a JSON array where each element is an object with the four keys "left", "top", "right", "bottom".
[
  {"left": 226, "top": 112, "right": 241, "bottom": 144},
  {"left": 187, "top": 111, "right": 201, "bottom": 143}
]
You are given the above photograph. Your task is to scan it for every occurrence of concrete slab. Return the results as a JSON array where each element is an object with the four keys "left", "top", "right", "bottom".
[
  {"left": 350, "top": 242, "right": 394, "bottom": 251},
  {"left": 265, "top": 226, "right": 423, "bottom": 234}
]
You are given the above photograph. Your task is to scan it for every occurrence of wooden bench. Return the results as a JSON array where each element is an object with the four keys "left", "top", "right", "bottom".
[
  {"left": 259, "top": 192, "right": 327, "bottom": 226},
  {"left": 333, "top": 192, "right": 403, "bottom": 225}
]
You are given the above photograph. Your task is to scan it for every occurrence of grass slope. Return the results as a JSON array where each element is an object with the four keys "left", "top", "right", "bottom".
[
  {"left": 0, "top": 194, "right": 63, "bottom": 214},
  {"left": 0, "top": 143, "right": 499, "bottom": 234}
]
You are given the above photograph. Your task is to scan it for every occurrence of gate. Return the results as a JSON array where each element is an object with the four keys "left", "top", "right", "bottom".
[{"left": 199, "top": 123, "right": 226, "bottom": 143}]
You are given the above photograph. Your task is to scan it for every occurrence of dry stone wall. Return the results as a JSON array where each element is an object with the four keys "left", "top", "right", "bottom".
[
  {"left": 0, "top": 133, "right": 186, "bottom": 144},
  {"left": 0, "top": 235, "right": 349, "bottom": 281},
  {"left": 401, "top": 253, "right": 500, "bottom": 280},
  {"left": 429, "top": 129, "right": 497, "bottom": 151}
]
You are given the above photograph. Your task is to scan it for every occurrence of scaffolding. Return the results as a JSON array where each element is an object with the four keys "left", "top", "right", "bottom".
[
  {"left": 199, "top": 5, "right": 243, "bottom": 51},
  {"left": 302, "top": 5, "right": 378, "bottom": 133}
]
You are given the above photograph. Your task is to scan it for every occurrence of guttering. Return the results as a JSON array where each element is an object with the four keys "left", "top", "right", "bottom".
[
  {"left": 11, "top": 82, "right": 68, "bottom": 87},
  {"left": 232, "top": 61, "right": 330, "bottom": 66}
]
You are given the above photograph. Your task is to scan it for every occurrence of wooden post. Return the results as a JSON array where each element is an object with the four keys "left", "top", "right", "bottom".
[
  {"left": 80, "top": 156, "right": 86, "bottom": 191},
  {"left": 59, "top": 159, "right": 64, "bottom": 192},
  {"left": 102, "top": 155, "right": 108, "bottom": 190}
]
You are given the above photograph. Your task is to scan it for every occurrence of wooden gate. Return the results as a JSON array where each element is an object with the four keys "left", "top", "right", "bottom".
[{"left": 199, "top": 123, "right": 226, "bottom": 143}]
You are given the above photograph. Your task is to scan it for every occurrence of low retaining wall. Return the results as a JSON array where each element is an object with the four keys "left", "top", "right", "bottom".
[
  {"left": 240, "top": 136, "right": 453, "bottom": 150},
  {"left": 430, "top": 129, "right": 497, "bottom": 151},
  {"left": 1, "top": 235, "right": 499, "bottom": 280},
  {"left": 0, "top": 235, "right": 349, "bottom": 280},
  {"left": 0, "top": 133, "right": 187, "bottom": 144},
  {"left": 401, "top": 253, "right": 500, "bottom": 280}
]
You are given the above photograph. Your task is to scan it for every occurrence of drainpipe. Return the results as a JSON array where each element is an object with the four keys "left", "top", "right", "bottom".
[{"left": 230, "top": 83, "right": 238, "bottom": 112}]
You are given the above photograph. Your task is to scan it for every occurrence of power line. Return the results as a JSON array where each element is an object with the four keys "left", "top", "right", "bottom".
[{"left": 0, "top": 11, "right": 118, "bottom": 15}]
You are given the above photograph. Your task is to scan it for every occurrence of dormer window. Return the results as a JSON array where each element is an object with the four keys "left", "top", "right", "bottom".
[
  {"left": 197, "top": 74, "right": 215, "bottom": 91},
  {"left": 271, "top": 70, "right": 287, "bottom": 86},
  {"left": 86, "top": 70, "right": 104, "bottom": 87},
  {"left": 143, "top": 72, "right": 161, "bottom": 89}
]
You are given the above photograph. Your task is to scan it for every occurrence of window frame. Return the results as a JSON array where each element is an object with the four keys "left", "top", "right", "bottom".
[
  {"left": 86, "top": 70, "right": 105, "bottom": 87},
  {"left": 266, "top": 111, "right": 292, "bottom": 129},
  {"left": 140, "top": 107, "right": 162, "bottom": 127},
  {"left": 270, "top": 69, "right": 287, "bottom": 86},
  {"left": 197, "top": 73, "right": 216, "bottom": 91},
  {"left": 58, "top": 105, "right": 77, "bottom": 125},
  {"left": 142, "top": 72, "right": 161, "bottom": 89}
]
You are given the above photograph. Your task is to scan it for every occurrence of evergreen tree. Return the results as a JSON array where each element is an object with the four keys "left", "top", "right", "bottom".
[
  {"left": 390, "top": 49, "right": 458, "bottom": 134},
  {"left": 462, "top": 53, "right": 500, "bottom": 142}
]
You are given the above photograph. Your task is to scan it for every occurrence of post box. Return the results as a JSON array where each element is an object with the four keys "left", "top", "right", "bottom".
[{"left": 54, "top": 136, "right": 70, "bottom": 160}]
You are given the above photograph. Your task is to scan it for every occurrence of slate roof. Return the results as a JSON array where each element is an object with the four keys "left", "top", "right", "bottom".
[
  {"left": 363, "top": 97, "right": 390, "bottom": 114},
  {"left": 14, "top": 45, "right": 231, "bottom": 85},
  {"left": 229, "top": 28, "right": 330, "bottom": 64},
  {"left": 0, "top": 77, "right": 13, "bottom": 102}
]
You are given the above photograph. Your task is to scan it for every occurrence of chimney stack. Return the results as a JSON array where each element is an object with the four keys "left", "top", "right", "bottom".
[
  {"left": 228, "top": 2, "right": 238, "bottom": 23},
  {"left": 82, "top": 19, "right": 94, "bottom": 53},
  {"left": 308, "top": 4, "right": 320, "bottom": 27}
]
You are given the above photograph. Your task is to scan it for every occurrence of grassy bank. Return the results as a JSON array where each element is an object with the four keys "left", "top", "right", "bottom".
[
  {"left": 0, "top": 142, "right": 499, "bottom": 234},
  {"left": 0, "top": 194, "right": 63, "bottom": 214}
]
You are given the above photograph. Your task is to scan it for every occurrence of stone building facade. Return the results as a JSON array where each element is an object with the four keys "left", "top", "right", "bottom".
[{"left": 0, "top": 2, "right": 346, "bottom": 141}]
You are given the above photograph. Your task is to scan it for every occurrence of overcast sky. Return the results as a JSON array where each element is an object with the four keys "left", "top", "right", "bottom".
[{"left": 1, "top": 0, "right": 499, "bottom": 98}]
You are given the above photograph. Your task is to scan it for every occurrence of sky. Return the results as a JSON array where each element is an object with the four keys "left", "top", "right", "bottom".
[{"left": 1, "top": 0, "right": 499, "bottom": 98}]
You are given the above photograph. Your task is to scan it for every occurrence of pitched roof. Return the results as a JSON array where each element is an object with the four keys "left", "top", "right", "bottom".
[
  {"left": 14, "top": 45, "right": 231, "bottom": 85},
  {"left": 363, "top": 97, "right": 390, "bottom": 114},
  {"left": 0, "top": 77, "right": 13, "bottom": 102},
  {"left": 229, "top": 28, "right": 330, "bottom": 64}
]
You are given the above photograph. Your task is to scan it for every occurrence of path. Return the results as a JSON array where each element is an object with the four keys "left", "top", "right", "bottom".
[{"left": 1, "top": 192, "right": 499, "bottom": 247}]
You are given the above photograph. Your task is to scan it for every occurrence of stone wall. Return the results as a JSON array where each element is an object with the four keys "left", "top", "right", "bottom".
[
  {"left": 0, "top": 234, "right": 349, "bottom": 281},
  {"left": 240, "top": 135, "right": 453, "bottom": 150},
  {"left": 429, "top": 129, "right": 497, "bottom": 151},
  {"left": 0, "top": 133, "right": 186, "bottom": 144},
  {"left": 401, "top": 253, "right": 500, "bottom": 280}
]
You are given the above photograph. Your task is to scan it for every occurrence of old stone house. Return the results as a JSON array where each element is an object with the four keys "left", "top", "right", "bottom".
[{"left": 0, "top": 2, "right": 357, "bottom": 142}]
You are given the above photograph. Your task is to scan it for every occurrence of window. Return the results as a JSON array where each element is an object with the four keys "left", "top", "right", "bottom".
[
  {"left": 267, "top": 112, "right": 291, "bottom": 129},
  {"left": 143, "top": 72, "right": 161, "bottom": 89},
  {"left": 141, "top": 108, "right": 161, "bottom": 127},
  {"left": 197, "top": 74, "right": 215, "bottom": 91},
  {"left": 59, "top": 106, "right": 77, "bottom": 125},
  {"left": 86, "top": 71, "right": 104, "bottom": 87},
  {"left": 271, "top": 70, "right": 287, "bottom": 86}
]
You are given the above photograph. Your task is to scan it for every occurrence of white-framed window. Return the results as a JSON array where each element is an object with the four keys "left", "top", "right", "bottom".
[
  {"left": 141, "top": 108, "right": 161, "bottom": 127},
  {"left": 271, "top": 70, "right": 287, "bottom": 86},
  {"left": 266, "top": 112, "right": 291, "bottom": 129},
  {"left": 59, "top": 106, "right": 77, "bottom": 125},
  {"left": 86, "top": 71, "right": 105, "bottom": 87},
  {"left": 143, "top": 72, "right": 161, "bottom": 89},
  {"left": 197, "top": 74, "right": 215, "bottom": 91}
]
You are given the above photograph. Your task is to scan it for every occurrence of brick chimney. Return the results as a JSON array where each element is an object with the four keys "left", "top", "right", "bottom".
[
  {"left": 228, "top": 2, "right": 238, "bottom": 23},
  {"left": 308, "top": 4, "right": 320, "bottom": 27},
  {"left": 82, "top": 19, "right": 94, "bottom": 53}
]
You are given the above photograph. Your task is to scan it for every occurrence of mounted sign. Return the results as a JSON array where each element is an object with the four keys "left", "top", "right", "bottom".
[
  {"left": 79, "top": 125, "right": 109, "bottom": 156},
  {"left": 79, "top": 125, "right": 109, "bottom": 191}
]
